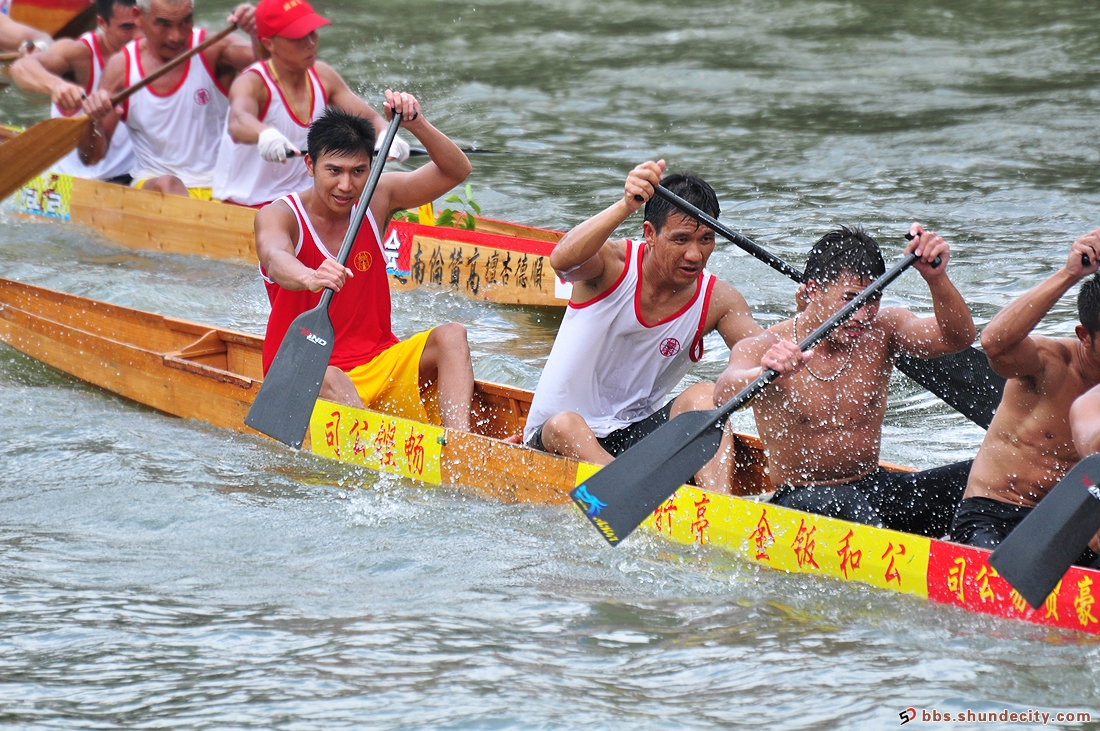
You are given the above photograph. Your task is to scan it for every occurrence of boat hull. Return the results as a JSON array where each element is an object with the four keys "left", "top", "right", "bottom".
[
  {"left": 1, "top": 276, "right": 1097, "bottom": 636},
  {"left": 6, "top": 172, "right": 573, "bottom": 306}
]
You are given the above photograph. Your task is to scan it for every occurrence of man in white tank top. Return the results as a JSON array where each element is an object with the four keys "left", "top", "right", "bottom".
[
  {"left": 79, "top": 0, "right": 261, "bottom": 198},
  {"left": 212, "top": 0, "right": 409, "bottom": 207},
  {"left": 523, "top": 162, "right": 762, "bottom": 495},
  {"left": 10, "top": 0, "right": 139, "bottom": 181}
]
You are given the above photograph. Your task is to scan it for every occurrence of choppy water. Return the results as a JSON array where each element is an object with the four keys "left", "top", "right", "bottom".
[{"left": 2, "top": 0, "right": 1100, "bottom": 727}]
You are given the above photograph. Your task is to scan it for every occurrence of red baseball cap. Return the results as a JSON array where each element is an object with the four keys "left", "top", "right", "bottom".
[{"left": 256, "top": 0, "right": 330, "bottom": 39}]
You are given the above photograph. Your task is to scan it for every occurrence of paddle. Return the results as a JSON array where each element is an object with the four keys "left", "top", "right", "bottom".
[
  {"left": 0, "top": 24, "right": 237, "bottom": 202},
  {"left": 0, "top": 52, "right": 22, "bottom": 63},
  {"left": 988, "top": 454, "right": 1100, "bottom": 609},
  {"left": 571, "top": 250, "right": 924, "bottom": 545},
  {"left": 652, "top": 185, "right": 1006, "bottom": 430},
  {"left": 244, "top": 112, "right": 403, "bottom": 448},
  {"left": 287, "top": 146, "right": 498, "bottom": 158}
]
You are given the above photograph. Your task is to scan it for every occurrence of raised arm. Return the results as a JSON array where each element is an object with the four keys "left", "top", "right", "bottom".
[
  {"left": 979, "top": 230, "right": 1100, "bottom": 379},
  {"left": 369, "top": 90, "right": 471, "bottom": 220},
  {"left": 9, "top": 38, "right": 90, "bottom": 113},
  {"left": 212, "top": 4, "right": 259, "bottom": 73},
  {"left": 255, "top": 201, "right": 352, "bottom": 292},
  {"left": 314, "top": 63, "right": 413, "bottom": 162},
  {"left": 549, "top": 160, "right": 665, "bottom": 286},
  {"left": 0, "top": 14, "right": 50, "bottom": 52},
  {"left": 885, "top": 223, "right": 976, "bottom": 359}
]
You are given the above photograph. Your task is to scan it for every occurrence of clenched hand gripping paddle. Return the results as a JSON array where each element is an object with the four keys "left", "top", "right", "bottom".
[
  {"left": 652, "top": 185, "right": 1005, "bottom": 430},
  {"left": 244, "top": 113, "right": 404, "bottom": 447},
  {"left": 572, "top": 250, "right": 924, "bottom": 545}
]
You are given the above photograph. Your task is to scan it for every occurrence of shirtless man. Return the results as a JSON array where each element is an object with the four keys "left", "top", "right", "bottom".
[
  {"left": 950, "top": 232, "right": 1100, "bottom": 554},
  {"left": 0, "top": 12, "right": 50, "bottom": 53},
  {"left": 716, "top": 224, "right": 976, "bottom": 537},
  {"left": 80, "top": 0, "right": 259, "bottom": 198},
  {"left": 255, "top": 100, "right": 475, "bottom": 429},
  {"left": 212, "top": 0, "right": 408, "bottom": 208},
  {"left": 10, "top": 0, "right": 139, "bottom": 182},
  {"left": 1072, "top": 382, "right": 1100, "bottom": 457},
  {"left": 523, "top": 161, "right": 762, "bottom": 494}
]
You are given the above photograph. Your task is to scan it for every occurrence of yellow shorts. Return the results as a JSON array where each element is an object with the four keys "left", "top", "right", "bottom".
[
  {"left": 345, "top": 329, "right": 440, "bottom": 425},
  {"left": 133, "top": 178, "right": 216, "bottom": 201}
]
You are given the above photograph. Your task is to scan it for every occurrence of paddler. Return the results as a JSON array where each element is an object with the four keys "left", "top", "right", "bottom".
[
  {"left": 212, "top": 0, "right": 408, "bottom": 208},
  {"left": 10, "top": 0, "right": 140, "bottom": 183},
  {"left": 716, "top": 224, "right": 976, "bottom": 537},
  {"left": 522, "top": 161, "right": 763, "bottom": 495},
  {"left": 79, "top": 0, "right": 260, "bottom": 198},
  {"left": 255, "top": 103, "right": 475, "bottom": 429},
  {"left": 950, "top": 231, "right": 1100, "bottom": 560},
  {"left": 0, "top": 13, "right": 51, "bottom": 53}
]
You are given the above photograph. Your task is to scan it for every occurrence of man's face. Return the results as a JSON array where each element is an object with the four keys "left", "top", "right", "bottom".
[
  {"left": 141, "top": 0, "right": 193, "bottom": 60},
  {"left": 644, "top": 212, "right": 716, "bottom": 287},
  {"left": 809, "top": 271, "right": 881, "bottom": 347},
  {"left": 99, "top": 4, "right": 141, "bottom": 53},
  {"left": 307, "top": 149, "right": 371, "bottom": 214},
  {"left": 263, "top": 31, "right": 319, "bottom": 70}
]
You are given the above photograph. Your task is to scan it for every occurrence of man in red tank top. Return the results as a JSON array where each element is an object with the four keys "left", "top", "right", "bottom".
[{"left": 255, "top": 102, "right": 475, "bottom": 430}]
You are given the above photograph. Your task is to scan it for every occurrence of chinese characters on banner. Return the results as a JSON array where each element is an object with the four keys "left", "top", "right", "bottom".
[{"left": 311, "top": 402, "right": 444, "bottom": 485}]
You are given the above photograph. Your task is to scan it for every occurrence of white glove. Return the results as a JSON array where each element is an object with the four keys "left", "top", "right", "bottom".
[
  {"left": 257, "top": 127, "right": 298, "bottom": 163},
  {"left": 377, "top": 134, "right": 410, "bottom": 163}
]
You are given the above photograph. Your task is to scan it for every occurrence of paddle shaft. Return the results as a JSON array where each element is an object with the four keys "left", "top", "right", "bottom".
[{"left": 0, "top": 52, "right": 22, "bottom": 63}]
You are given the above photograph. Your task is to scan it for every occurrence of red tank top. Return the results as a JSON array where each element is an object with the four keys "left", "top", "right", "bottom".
[{"left": 261, "top": 193, "right": 398, "bottom": 374}]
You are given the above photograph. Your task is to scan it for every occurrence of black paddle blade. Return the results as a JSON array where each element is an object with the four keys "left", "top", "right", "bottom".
[
  {"left": 989, "top": 454, "right": 1100, "bottom": 609},
  {"left": 896, "top": 349, "right": 1005, "bottom": 430},
  {"left": 570, "top": 409, "right": 724, "bottom": 545},
  {"left": 244, "top": 305, "right": 335, "bottom": 448}
]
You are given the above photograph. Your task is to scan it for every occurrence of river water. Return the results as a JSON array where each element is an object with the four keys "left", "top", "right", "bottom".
[{"left": 2, "top": 0, "right": 1099, "bottom": 727}]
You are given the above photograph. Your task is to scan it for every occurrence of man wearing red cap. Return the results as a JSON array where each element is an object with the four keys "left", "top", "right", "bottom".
[
  {"left": 81, "top": 0, "right": 260, "bottom": 198},
  {"left": 212, "top": 0, "right": 408, "bottom": 207}
]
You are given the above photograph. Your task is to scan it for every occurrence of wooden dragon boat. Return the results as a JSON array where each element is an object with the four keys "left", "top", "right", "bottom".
[
  {"left": 0, "top": 276, "right": 1096, "bottom": 635},
  {"left": 5, "top": 171, "right": 573, "bottom": 306},
  {"left": 7, "top": 0, "right": 95, "bottom": 38}
]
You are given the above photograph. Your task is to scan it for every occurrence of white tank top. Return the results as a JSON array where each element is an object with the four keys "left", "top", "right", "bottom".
[
  {"left": 212, "top": 61, "right": 327, "bottom": 206},
  {"left": 51, "top": 31, "right": 134, "bottom": 180},
  {"left": 524, "top": 239, "right": 715, "bottom": 441},
  {"left": 121, "top": 29, "right": 230, "bottom": 188}
]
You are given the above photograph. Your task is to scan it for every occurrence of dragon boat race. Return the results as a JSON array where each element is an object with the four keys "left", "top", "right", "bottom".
[{"left": 1, "top": 0, "right": 1098, "bottom": 727}]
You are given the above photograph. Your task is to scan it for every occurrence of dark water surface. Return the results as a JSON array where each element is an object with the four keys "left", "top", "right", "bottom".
[{"left": 2, "top": 0, "right": 1100, "bottom": 727}]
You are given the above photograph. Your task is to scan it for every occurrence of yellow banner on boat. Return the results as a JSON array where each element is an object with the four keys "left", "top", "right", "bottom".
[
  {"left": 9, "top": 172, "right": 74, "bottom": 220},
  {"left": 310, "top": 400, "right": 445, "bottom": 485}
]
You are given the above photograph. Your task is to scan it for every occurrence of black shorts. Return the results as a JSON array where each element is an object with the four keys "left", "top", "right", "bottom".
[
  {"left": 951, "top": 496, "right": 1100, "bottom": 567},
  {"left": 526, "top": 401, "right": 674, "bottom": 458},
  {"left": 770, "top": 460, "right": 973, "bottom": 538}
]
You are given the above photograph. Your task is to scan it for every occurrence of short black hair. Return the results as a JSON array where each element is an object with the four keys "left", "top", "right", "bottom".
[
  {"left": 804, "top": 225, "right": 885, "bottom": 284},
  {"left": 97, "top": 0, "right": 136, "bottom": 22},
  {"left": 306, "top": 106, "right": 376, "bottom": 164},
  {"left": 1079, "top": 274, "right": 1100, "bottom": 337},
  {"left": 643, "top": 172, "right": 719, "bottom": 233}
]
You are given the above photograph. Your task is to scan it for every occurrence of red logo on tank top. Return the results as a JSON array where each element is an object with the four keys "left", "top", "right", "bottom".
[
  {"left": 194, "top": 88, "right": 210, "bottom": 106},
  {"left": 353, "top": 251, "right": 373, "bottom": 272},
  {"left": 659, "top": 338, "right": 681, "bottom": 357}
]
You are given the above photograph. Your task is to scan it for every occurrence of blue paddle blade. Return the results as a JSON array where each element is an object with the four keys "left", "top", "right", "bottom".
[
  {"left": 990, "top": 453, "right": 1100, "bottom": 609},
  {"left": 244, "top": 303, "right": 335, "bottom": 448},
  {"left": 571, "top": 408, "right": 725, "bottom": 545}
]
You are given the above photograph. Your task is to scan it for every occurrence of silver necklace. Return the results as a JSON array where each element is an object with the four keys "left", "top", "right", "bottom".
[{"left": 794, "top": 314, "right": 853, "bottom": 382}]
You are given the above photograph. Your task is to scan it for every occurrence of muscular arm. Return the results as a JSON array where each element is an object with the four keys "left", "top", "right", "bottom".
[
  {"left": 255, "top": 201, "right": 352, "bottom": 292},
  {"left": 708, "top": 279, "right": 762, "bottom": 347},
  {"left": 10, "top": 38, "right": 91, "bottom": 113},
  {"left": 1072, "top": 383, "right": 1100, "bottom": 458},
  {"left": 980, "top": 231, "right": 1100, "bottom": 379},
  {"left": 714, "top": 329, "right": 781, "bottom": 405},
  {"left": 225, "top": 70, "right": 268, "bottom": 144},
  {"left": 0, "top": 14, "right": 50, "bottom": 52}
]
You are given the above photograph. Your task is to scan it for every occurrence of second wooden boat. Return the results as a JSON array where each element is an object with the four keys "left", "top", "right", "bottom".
[{"left": 0, "top": 276, "right": 1096, "bottom": 636}]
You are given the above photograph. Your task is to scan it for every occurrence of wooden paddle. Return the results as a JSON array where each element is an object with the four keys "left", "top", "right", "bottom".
[
  {"left": 989, "top": 453, "right": 1100, "bottom": 609},
  {"left": 244, "top": 112, "right": 404, "bottom": 448},
  {"left": 0, "top": 24, "right": 236, "bottom": 202},
  {"left": 652, "top": 185, "right": 1006, "bottom": 429},
  {"left": 0, "top": 52, "right": 23, "bottom": 63},
  {"left": 572, "top": 250, "right": 923, "bottom": 545}
]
